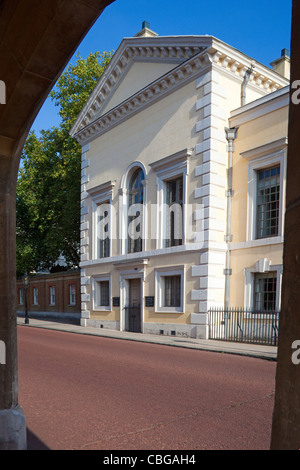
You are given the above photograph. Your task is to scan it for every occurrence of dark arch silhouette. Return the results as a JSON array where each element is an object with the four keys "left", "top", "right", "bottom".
[{"left": 0, "top": 0, "right": 114, "bottom": 449}]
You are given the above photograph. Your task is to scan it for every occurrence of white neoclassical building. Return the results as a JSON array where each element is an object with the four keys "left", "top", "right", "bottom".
[{"left": 70, "top": 23, "right": 289, "bottom": 339}]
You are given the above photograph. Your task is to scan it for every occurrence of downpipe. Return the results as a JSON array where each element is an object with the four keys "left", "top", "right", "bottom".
[
  {"left": 241, "top": 65, "right": 255, "bottom": 106},
  {"left": 224, "top": 127, "right": 239, "bottom": 310}
]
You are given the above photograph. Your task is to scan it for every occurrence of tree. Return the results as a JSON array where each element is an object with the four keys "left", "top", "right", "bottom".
[{"left": 16, "top": 51, "right": 112, "bottom": 277}]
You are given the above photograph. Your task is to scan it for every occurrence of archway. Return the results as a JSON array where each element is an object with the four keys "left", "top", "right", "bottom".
[{"left": 0, "top": 0, "right": 114, "bottom": 449}]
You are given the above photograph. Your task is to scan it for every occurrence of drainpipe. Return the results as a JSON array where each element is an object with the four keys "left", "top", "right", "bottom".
[
  {"left": 224, "top": 127, "right": 239, "bottom": 310},
  {"left": 241, "top": 65, "right": 255, "bottom": 106}
]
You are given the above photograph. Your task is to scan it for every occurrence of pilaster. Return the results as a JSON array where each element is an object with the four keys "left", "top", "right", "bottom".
[
  {"left": 80, "top": 144, "right": 91, "bottom": 326},
  {"left": 191, "top": 69, "right": 228, "bottom": 337}
]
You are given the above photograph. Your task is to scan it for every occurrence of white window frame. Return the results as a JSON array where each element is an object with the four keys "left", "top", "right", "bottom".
[
  {"left": 243, "top": 139, "right": 287, "bottom": 243},
  {"left": 33, "top": 287, "right": 39, "bottom": 306},
  {"left": 50, "top": 286, "right": 56, "bottom": 306},
  {"left": 119, "top": 162, "right": 148, "bottom": 255},
  {"left": 19, "top": 288, "right": 24, "bottom": 306},
  {"left": 244, "top": 260, "right": 282, "bottom": 312},
  {"left": 155, "top": 266, "right": 185, "bottom": 314},
  {"left": 92, "top": 275, "right": 111, "bottom": 311},
  {"left": 69, "top": 284, "right": 76, "bottom": 306},
  {"left": 95, "top": 200, "right": 111, "bottom": 259},
  {"left": 88, "top": 181, "right": 115, "bottom": 260},
  {"left": 150, "top": 149, "right": 192, "bottom": 250}
]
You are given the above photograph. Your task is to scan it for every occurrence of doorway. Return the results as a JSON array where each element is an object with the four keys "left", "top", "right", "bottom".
[{"left": 125, "top": 278, "right": 141, "bottom": 333}]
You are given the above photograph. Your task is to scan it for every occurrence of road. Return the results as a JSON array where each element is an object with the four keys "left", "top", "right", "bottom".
[{"left": 17, "top": 326, "right": 276, "bottom": 450}]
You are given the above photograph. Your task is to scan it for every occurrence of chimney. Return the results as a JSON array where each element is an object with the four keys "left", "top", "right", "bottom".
[
  {"left": 270, "top": 48, "right": 290, "bottom": 80},
  {"left": 134, "top": 21, "right": 158, "bottom": 38}
]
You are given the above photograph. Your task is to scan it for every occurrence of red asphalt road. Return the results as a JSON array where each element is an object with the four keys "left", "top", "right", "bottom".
[{"left": 17, "top": 326, "right": 276, "bottom": 451}]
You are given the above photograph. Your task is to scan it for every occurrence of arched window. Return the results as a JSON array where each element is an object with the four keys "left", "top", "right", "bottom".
[{"left": 128, "top": 168, "right": 144, "bottom": 253}]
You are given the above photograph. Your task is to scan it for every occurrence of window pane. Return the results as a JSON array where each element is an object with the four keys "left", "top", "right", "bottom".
[
  {"left": 70, "top": 285, "right": 76, "bottom": 305},
  {"left": 50, "top": 287, "right": 55, "bottom": 305},
  {"left": 254, "top": 272, "right": 277, "bottom": 311},
  {"left": 164, "top": 275, "right": 181, "bottom": 307},
  {"left": 256, "top": 166, "right": 280, "bottom": 239},
  {"left": 98, "top": 206, "right": 110, "bottom": 258},
  {"left": 19, "top": 289, "right": 23, "bottom": 305},
  {"left": 34, "top": 288, "right": 38, "bottom": 305},
  {"left": 165, "top": 177, "right": 183, "bottom": 247},
  {"left": 128, "top": 169, "right": 144, "bottom": 253},
  {"left": 99, "top": 281, "right": 109, "bottom": 307}
]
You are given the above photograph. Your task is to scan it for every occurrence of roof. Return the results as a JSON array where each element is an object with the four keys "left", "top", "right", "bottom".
[{"left": 70, "top": 34, "right": 289, "bottom": 145}]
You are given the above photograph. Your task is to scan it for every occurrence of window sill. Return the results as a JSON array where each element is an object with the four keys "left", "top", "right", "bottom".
[
  {"left": 230, "top": 236, "right": 283, "bottom": 251},
  {"left": 93, "top": 306, "right": 112, "bottom": 312},
  {"left": 82, "top": 242, "right": 205, "bottom": 267},
  {"left": 155, "top": 307, "right": 184, "bottom": 314}
]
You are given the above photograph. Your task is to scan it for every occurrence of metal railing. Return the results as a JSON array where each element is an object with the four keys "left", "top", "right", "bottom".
[{"left": 208, "top": 308, "right": 280, "bottom": 346}]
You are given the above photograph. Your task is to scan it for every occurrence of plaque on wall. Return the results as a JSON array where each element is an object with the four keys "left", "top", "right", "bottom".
[
  {"left": 113, "top": 297, "right": 120, "bottom": 307},
  {"left": 145, "top": 296, "right": 154, "bottom": 307}
]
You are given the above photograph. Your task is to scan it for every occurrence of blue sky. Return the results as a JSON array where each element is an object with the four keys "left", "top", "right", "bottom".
[{"left": 31, "top": 0, "right": 292, "bottom": 133}]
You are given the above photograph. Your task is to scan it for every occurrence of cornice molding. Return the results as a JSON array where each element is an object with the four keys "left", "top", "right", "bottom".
[
  {"left": 72, "top": 52, "right": 212, "bottom": 145},
  {"left": 71, "top": 37, "right": 289, "bottom": 146},
  {"left": 229, "top": 87, "right": 289, "bottom": 127},
  {"left": 150, "top": 148, "right": 193, "bottom": 172},
  {"left": 113, "top": 258, "right": 149, "bottom": 270},
  {"left": 87, "top": 180, "right": 116, "bottom": 198},
  {"left": 70, "top": 37, "right": 208, "bottom": 138},
  {"left": 240, "top": 137, "right": 288, "bottom": 160}
]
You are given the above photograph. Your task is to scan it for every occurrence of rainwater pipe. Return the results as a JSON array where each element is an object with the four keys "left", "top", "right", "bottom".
[
  {"left": 224, "top": 127, "right": 239, "bottom": 310},
  {"left": 241, "top": 63, "right": 255, "bottom": 106}
]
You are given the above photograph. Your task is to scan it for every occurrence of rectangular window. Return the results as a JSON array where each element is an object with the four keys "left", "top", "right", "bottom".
[
  {"left": 97, "top": 204, "right": 110, "bottom": 258},
  {"left": 127, "top": 169, "right": 144, "bottom": 254},
  {"left": 164, "top": 275, "right": 181, "bottom": 307},
  {"left": 33, "top": 287, "right": 38, "bottom": 305},
  {"left": 165, "top": 177, "right": 183, "bottom": 247},
  {"left": 254, "top": 272, "right": 277, "bottom": 311},
  {"left": 19, "top": 289, "right": 24, "bottom": 306},
  {"left": 50, "top": 286, "right": 56, "bottom": 306},
  {"left": 256, "top": 166, "right": 280, "bottom": 239},
  {"left": 69, "top": 285, "right": 76, "bottom": 306},
  {"left": 96, "top": 280, "right": 110, "bottom": 307},
  {"left": 155, "top": 268, "right": 184, "bottom": 313}
]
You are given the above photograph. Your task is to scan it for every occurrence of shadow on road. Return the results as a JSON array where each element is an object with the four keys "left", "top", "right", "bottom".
[{"left": 27, "top": 429, "right": 50, "bottom": 450}]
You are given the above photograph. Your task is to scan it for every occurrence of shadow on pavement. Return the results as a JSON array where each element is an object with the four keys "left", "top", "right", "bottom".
[{"left": 27, "top": 429, "right": 50, "bottom": 450}]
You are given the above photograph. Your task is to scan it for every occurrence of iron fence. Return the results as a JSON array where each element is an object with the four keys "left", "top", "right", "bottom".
[{"left": 208, "top": 307, "right": 280, "bottom": 346}]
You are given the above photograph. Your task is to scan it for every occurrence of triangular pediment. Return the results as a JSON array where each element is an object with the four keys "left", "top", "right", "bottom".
[
  {"left": 99, "top": 60, "right": 182, "bottom": 117},
  {"left": 70, "top": 35, "right": 289, "bottom": 145},
  {"left": 70, "top": 36, "right": 211, "bottom": 137}
]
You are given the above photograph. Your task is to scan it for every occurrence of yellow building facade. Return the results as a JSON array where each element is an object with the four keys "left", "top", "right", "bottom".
[
  {"left": 229, "top": 88, "right": 289, "bottom": 311},
  {"left": 70, "top": 24, "right": 289, "bottom": 339}
]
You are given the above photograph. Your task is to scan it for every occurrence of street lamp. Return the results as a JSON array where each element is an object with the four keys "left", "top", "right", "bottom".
[{"left": 22, "top": 272, "right": 29, "bottom": 325}]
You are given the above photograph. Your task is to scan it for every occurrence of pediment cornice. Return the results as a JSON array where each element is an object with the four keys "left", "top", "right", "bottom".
[
  {"left": 71, "top": 36, "right": 289, "bottom": 145},
  {"left": 70, "top": 37, "right": 209, "bottom": 138}
]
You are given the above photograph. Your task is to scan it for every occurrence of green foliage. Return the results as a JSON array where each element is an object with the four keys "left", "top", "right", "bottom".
[
  {"left": 49, "top": 51, "right": 112, "bottom": 129},
  {"left": 16, "top": 51, "right": 112, "bottom": 277}
]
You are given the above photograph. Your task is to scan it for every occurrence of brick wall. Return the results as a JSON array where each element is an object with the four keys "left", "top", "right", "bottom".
[{"left": 17, "top": 270, "right": 81, "bottom": 322}]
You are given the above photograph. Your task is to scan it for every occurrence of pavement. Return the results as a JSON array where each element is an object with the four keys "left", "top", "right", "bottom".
[{"left": 16, "top": 316, "right": 278, "bottom": 361}]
